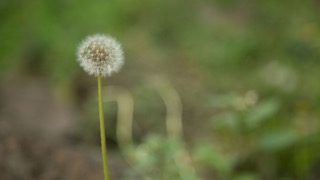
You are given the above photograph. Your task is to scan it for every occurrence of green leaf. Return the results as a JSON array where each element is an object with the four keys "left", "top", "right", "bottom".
[
  {"left": 245, "top": 99, "right": 280, "bottom": 129},
  {"left": 232, "top": 173, "right": 259, "bottom": 180},
  {"left": 258, "top": 129, "right": 297, "bottom": 152},
  {"left": 194, "top": 144, "right": 236, "bottom": 175},
  {"left": 212, "top": 112, "right": 241, "bottom": 132}
]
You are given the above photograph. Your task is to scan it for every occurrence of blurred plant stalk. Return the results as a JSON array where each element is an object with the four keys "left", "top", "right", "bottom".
[{"left": 103, "top": 77, "right": 198, "bottom": 179}]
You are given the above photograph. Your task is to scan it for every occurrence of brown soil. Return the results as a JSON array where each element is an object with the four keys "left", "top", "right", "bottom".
[{"left": 0, "top": 78, "right": 128, "bottom": 180}]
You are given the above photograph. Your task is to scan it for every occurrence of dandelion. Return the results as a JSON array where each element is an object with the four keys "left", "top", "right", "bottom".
[
  {"left": 77, "top": 34, "right": 124, "bottom": 180},
  {"left": 77, "top": 34, "right": 124, "bottom": 77}
]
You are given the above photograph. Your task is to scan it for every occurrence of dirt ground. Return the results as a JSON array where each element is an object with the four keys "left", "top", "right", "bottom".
[{"left": 0, "top": 78, "right": 129, "bottom": 180}]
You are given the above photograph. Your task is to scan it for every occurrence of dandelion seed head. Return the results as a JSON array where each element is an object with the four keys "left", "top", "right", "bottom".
[{"left": 77, "top": 34, "right": 124, "bottom": 77}]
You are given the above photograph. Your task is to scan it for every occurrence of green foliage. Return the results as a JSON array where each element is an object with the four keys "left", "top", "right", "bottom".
[
  {"left": 245, "top": 99, "right": 280, "bottom": 130},
  {"left": 196, "top": 92, "right": 320, "bottom": 179},
  {"left": 126, "top": 135, "right": 198, "bottom": 180},
  {"left": 195, "top": 144, "right": 236, "bottom": 176},
  {"left": 258, "top": 128, "right": 296, "bottom": 152}
]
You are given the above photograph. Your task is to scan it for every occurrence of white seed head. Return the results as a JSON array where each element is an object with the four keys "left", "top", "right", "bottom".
[{"left": 77, "top": 34, "right": 124, "bottom": 77}]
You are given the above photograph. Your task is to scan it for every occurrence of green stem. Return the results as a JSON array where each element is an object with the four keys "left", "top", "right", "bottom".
[{"left": 98, "top": 74, "right": 110, "bottom": 180}]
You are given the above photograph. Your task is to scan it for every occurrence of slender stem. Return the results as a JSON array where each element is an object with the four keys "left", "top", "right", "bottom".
[{"left": 98, "top": 74, "right": 110, "bottom": 180}]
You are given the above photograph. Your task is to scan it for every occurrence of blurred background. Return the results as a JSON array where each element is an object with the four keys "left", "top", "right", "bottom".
[{"left": 1, "top": 0, "right": 320, "bottom": 179}]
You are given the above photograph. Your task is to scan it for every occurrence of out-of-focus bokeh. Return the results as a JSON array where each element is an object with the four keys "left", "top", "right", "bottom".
[{"left": 1, "top": 0, "right": 320, "bottom": 179}]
